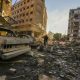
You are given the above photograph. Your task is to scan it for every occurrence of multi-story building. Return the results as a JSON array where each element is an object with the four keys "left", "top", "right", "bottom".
[
  {"left": 12, "top": 0, "right": 47, "bottom": 37},
  {"left": 68, "top": 7, "right": 80, "bottom": 42},
  {"left": 0, "top": 0, "right": 12, "bottom": 17},
  {"left": 0, "top": 0, "right": 12, "bottom": 26}
]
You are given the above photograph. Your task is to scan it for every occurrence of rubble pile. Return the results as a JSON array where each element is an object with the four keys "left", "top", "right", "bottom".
[
  {"left": 42, "top": 45, "right": 80, "bottom": 80},
  {"left": 0, "top": 55, "right": 39, "bottom": 80},
  {"left": 0, "top": 44, "right": 80, "bottom": 80}
]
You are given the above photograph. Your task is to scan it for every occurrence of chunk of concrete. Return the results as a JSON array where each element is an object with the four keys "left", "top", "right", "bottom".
[
  {"left": 0, "top": 75, "right": 6, "bottom": 80},
  {"left": 8, "top": 68, "right": 16, "bottom": 75},
  {"left": 37, "top": 58, "right": 44, "bottom": 65},
  {"left": 39, "top": 74, "right": 56, "bottom": 80}
]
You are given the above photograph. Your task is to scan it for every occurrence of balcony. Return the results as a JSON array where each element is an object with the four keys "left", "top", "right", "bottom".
[
  {"left": 73, "top": 22, "right": 79, "bottom": 26},
  {"left": 73, "top": 26, "right": 79, "bottom": 30},
  {"left": 73, "top": 18, "right": 80, "bottom": 22}
]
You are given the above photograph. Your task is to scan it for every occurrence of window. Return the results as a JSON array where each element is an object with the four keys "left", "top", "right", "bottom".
[
  {"left": 26, "top": 19, "right": 28, "bottom": 22},
  {"left": 16, "top": 15, "right": 18, "bottom": 18},
  {"left": 23, "top": 7, "right": 25, "bottom": 10},
  {"left": 74, "top": 22, "right": 79, "bottom": 25},
  {"left": 30, "top": 18, "right": 32, "bottom": 21},
  {"left": 26, "top": 13, "right": 29, "bottom": 16},
  {"left": 24, "top": 1, "right": 26, "bottom": 4},
  {"left": 20, "top": 14, "right": 22, "bottom": 17},
  {"left": 18, "top": 4, "right": 19, "bottom": 7},
  {"left": 20, "top": 9, "right": 22, "bottom": 12},
  {"left": 12, "top": 12, "right": 14, "bottom": 15},
  {"left": 27, "top": 6, "right": 29, "bottom": 9},
  {"left": 74, "top": 14, "right": 79, "bottom": 19},
  {"left": 15, "top": 12, "right": 16, "bottom": 14},
  {"left": 19, "top": 20, "right": 21, "bottom": 23},
  {"left": 17, "top": 10, "right": 19, "bottom": 13},
  {"left": 73, "top": 34, "right": 77, "bottom": 37},
  {"left": 14, "top": 17, "right": 16, "bottom": 19},
  {"left": 21, "top": 3, "right": 22, "bottom": 6},
  {"left": 74, "top": 26, "right": 78, "bottom": 28},
  {"left": 12, "top": 7, "right": 14, "bottom": 10},
  {"left": 31, "top": 4, "right": 34, "bottom": 7},
  {"left": 30, "top": 11, "right": 33, "bottom": 14},
  {"left": 22, "top": 20, "right": 24, "bottom": 23},
  {"left": 23, "top": 13, "right": 25, "bottom": 16},
  {"left": 15, "top": 7, "right": 16, "bottom": 9},
  {"left": 27, "top": 0, "right": 30, "bottom": 2}
]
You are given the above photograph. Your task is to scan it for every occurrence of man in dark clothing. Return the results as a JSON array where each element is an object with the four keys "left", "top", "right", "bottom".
[{"left": 43, "top": 35, "right": 48, "bottom": 46}]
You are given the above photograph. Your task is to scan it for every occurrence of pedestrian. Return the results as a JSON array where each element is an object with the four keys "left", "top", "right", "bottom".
[{"left": 43, "top": 34, "right": 48, "bottom": 47}]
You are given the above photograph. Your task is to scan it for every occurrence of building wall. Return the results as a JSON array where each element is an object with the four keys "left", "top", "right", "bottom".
[
  {"left": 68, "top": 8, "right": 80, "bottom": 42},
  {"left": 0, "top": 0, "right": 2, "bottom": 13},
  {"left": 2, "top": 0, "right": 12, "bottom": 17},
  {"left": 0, "top": 0, "right": 2, "bottom": 15},
  {"left": 12, "top": 0, "right": 47, "bottom": 37},
  {"left": 0, "top": 0, "right": 12, "bottom": 26}
]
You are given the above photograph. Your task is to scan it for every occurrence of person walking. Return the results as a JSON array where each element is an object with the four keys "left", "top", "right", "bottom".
[{"left": 43, "top": 34, "right": 48, "bottom": 46}]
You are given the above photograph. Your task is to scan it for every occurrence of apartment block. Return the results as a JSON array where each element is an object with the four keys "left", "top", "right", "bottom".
[
  {"left": 0, "top": 0, "right": 12, "bottom": 17},
  {"left": 68, "top": 8, "right": 80, "bottom": 42},
  {"left": 12, "top": 0, "right": 47, "bottom": 37}
]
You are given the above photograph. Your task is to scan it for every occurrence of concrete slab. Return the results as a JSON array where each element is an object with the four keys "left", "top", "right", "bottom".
[{"left": 0, "top": 75, "right": 6, "bottom": 80}]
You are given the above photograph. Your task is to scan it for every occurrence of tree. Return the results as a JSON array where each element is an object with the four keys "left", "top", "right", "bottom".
[{"left": 53, "top": 33, "right": 62, "bottom": 41}]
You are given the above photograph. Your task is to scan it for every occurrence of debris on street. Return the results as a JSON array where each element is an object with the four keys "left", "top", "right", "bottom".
[{"left": 0, "top": 44, "right": 80, "bottom": 80}]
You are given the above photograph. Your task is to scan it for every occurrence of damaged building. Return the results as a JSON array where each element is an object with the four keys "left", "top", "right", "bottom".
[{"left": 68, "top": 7, "right": 80, "bottom": 42}]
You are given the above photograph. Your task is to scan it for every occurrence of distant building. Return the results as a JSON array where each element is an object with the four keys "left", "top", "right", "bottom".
[
  {"left": 68, "top": 7, "right": 80, "bottom": 42},
  {"left": 12, "top": 0, "right": 47, "bottom": 37}
]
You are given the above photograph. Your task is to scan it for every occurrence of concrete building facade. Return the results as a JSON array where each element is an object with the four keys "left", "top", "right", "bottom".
[
  {"left": 0, "top": 0, "right": 12, "bottom": 26},
  {"left": 12, "top": 0, "right": 47, "bottom": 37},
  {"left": 0, "top": 0, "right": 12, "bottom": 17},
  {"left": 68, "top": 8, "right": 80, "bottom": 42}
]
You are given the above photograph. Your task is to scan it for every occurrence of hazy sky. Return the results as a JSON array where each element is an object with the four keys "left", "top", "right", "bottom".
[
  {"left": 46, "top": 0, "right": 80, "bottom": 34},
  {"left": 13, "top": 0, "right": 80, "bottom": 34}
]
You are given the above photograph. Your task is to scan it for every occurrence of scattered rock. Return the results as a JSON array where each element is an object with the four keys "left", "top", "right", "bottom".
[{"left": 39, "top": 74, "right": 53, "bottom": 80}]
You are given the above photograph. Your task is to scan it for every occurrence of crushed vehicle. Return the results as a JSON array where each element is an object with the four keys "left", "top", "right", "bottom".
[{"left": 0, "top": 26, "right": 34, "bottom": 60}]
